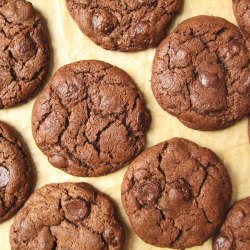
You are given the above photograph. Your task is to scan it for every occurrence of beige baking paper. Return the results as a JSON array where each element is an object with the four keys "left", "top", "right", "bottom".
[{"left": 1, "top": 0, "right": 250, "bottom": 249}]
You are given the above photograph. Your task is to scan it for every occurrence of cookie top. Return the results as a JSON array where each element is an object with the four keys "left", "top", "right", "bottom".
[
  {"left": 121, "top": 137, "right": 232, "bottom": 249},
  {"left": 65, "top": 0, "right": 183, "bottom": 51},
  {"left": 10, "top": 182, "right": 124, "bottom": 250},
  {"left": 0, "top": 0, "right": 49, "bottom": 108},
  {"left": 213, "top": 197, "right": 250, "bottom": 250},
  {"left": 0, "top": 121, "right": 33, "bottom": 223},
  {"left": 152, "top": 15, "right": 250, "bottom": 131},
  {"left": 32, "top": 60, "right": 151, "bottom": 177},
  {"left": 233, "top": 0, "right": 250, "bottom": 34}
]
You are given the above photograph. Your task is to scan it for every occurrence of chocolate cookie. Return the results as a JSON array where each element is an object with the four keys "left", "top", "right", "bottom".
[
  {"left": 65, "top": 0, "right": 183, "bottom": 52},
  {"left": 213, "top": 197, "right": 250, "bottom": 250},
  {"left": 0, "top": 0, "right": 49, "bottom": 108},
  {"left": 233, "top": 0, "right": 250, "bottom": 34},
  {"left": 10, "top": 182, "right": 124, "bottom": 250},
  {"left": 0, "top": 121, "right": 33, "bottom": 223},
  {"left": 121, "top": 138, "right": 232, "bottom": 248},
  {"left": 152, "top": 15, "right": 250, "bottom": 131},
  {"left": 32, "top": 60, "right": 151, "bottom": 177}
]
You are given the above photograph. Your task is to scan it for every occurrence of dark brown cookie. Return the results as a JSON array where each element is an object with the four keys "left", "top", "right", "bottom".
[
  {"left": 233, "top": 0, "right": 250, "bottom": 34},
  {"left": 0, "top": 121, "right": 33, "bottom": 223},
  {"left": 32, "top": 60, "right": 151, "bottom": 177},
  {"left": 65, "top": 0, "right": 183, "bottom": 52},
  {"left": 0, "top": 0, "right": 49, "bottom": 108},
  {"left": 152, "top": 15, "right": 250, "bottom": 131},
  {"left": 213, "top": 197, "right": 250, "bottom": 250},
  {"left": 10, "top": 182, "right": 124, "bottom": 250},
  {"left": 121, "top": 138, "right": 232, "bottom": 249}
]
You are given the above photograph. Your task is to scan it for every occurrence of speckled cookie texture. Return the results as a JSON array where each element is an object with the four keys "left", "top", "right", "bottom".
[
  {"left": 121, "top": 138, "right": 232, "bottom": 249},
  {"left": 233, "top": 0, "right": 250, "bottom": 34},
  {"left": 0, "top": 0, "right": 49, "bottom": 108},
  {"left": 32, "top": 60, "right": 151, "bottom": 177},
  {"left": 0, "top": 121, "right": 33, "bottom": 223},
  {"left": 10, "top": 182, "right": 124, "bottom": 250},
  {"left": 65, "top": 0, "right": 183, "bottom": 51},
  {"left": 152, "top": 15, "right": 250, "bottom": 131},
  {"left": 213, "top": 197, "right": 250, "bottom": 250}
]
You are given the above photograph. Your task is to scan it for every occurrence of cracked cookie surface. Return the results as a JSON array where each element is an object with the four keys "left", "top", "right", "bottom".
[
  {"left": 0, "top": 0, "right": 49, "bottom": 108},
  {"left": 10, "top": 182, "right": 124, "bottom": 250},
  {"left": 121, "top": 137, "right": 232, "bottom": 249},
  {"left": 32, "top": 60, "right": 151, "bottom": 177},
  {"left": 0, "top": 121, "right": 33, "bottom": 223},
  {"left": 65, "top": 0, "right": 183, "bottom": 51},
  {"left": 213, "top": 196, "right": 250, "bottom": 250},
  {"left": 233, "top": 0, "right": 250, "bottom": 34},
  {"left": 152, "top": 15, "right": 250, "bottom": 131}
]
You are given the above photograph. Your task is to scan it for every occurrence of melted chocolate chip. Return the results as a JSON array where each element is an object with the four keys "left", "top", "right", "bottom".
[
  {"left": 138, "top": 0, "right": 157, "bottom": 8},
  {"left": 134, "top": 21, "right": 149, "bottom": 36},
  {"left": 11, "top": 34, "right": 37, "bottom": 61},
  {"left": 137, "top": 180, "right": 160, "bottom": 205},
  {"left": 244, "top": 76, "right": 250, "bottom": 88},
  {"left": 200, "top": 72, "right": 222, "bottom": 88},
  {"left": 214, "top": 235, "right": 234, "bottom": 250},
  {"left": 57, "top": 80, "right": 80, "bottom": 100},
  {"left": 169, "top": 182, "right": 193, "bottom": 203},
  {"left": 103, "top": 227, "right": 118, "bottom": 246},
  {"left": 48, "top": 154, "right": 67, "bottom": 169},
  {"left": 92, "top": 10, "right": 117, "bottom": 34},
  {"left": 0, "top": 166, "right": 10, "bottom": 188},
  {"left": 64, "top": 199, "right": 89, "bottom": 220}
]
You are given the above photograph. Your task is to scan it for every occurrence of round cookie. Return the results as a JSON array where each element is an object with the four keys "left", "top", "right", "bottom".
[
  {"left": 152, "top": 15, "right": 250, "bottom": 131},
  {"left": 10, "top": 182, "right": 124, "bottom": 250},
  {"left": 0, "top": 0, "right": 49, "bottom": 108},
  {"left": 65, "top": 0, "right": 183, "bottom": 52},
  {"left": 32, "top": 60, "right": 151, "bottom": 177},
  {"left": 233, "top": 0, "right": 250, "bottom": 34},
  {"left": 121, "top": 138, "right": 232, "bottom": 249},
  {"left": 0, "top": 121, "right": 33, "bottom": 223},
  {"left": 213, "top": 197, "right": 250, "bottom": 250}
]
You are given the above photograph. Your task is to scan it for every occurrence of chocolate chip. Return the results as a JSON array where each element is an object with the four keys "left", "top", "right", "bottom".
[
  {"left": 214, "top": 235, "right": 233, "bottom": 250},
  {"left": 200, "top": 72, "right": 222, "bottom": 88},
  {"left": 169, "top": 181, "right": 193, "bottom": 203},
  {"left": 134, "top": 21, "right": 149, "bottom": 36},
  {"left": 48, "top": 154, "right": 67, "bottom": 169},
  {"left": 244, "top": 76, "right": 250, "bottom": 88},
  {"left": 64, "top": 199, "right": 89, "bottom": 220},
  {"left": 221, "top": 40, "right": 244, "bottom": 62},
  {"left": 138, "top": 0, "right": 157, "bottom": 8},
  {"left": 20, "top": 219, "right": 36, "bottom": 240},
  {"left": 137, "top": 180, "right": 160, "bottom": 205},
  {"left": 103, "top": 227, "right": 118, "bottom": 246},
  {"left": 57, "top": 80, "right": 80, "bottom": 100},
  {"left": 0, "top": 166, "right": 10, "bottom": 188},
  {"left": 92, "top": 10, "right": 117, "bottom": 34},
  {"left": 12, "top": 34, "right": 36, "bottom": 60}
]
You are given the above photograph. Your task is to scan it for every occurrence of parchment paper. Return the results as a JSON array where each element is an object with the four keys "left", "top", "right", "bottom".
[{"left": 1, "top": 0, "right": 250, "bottom": 249}]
